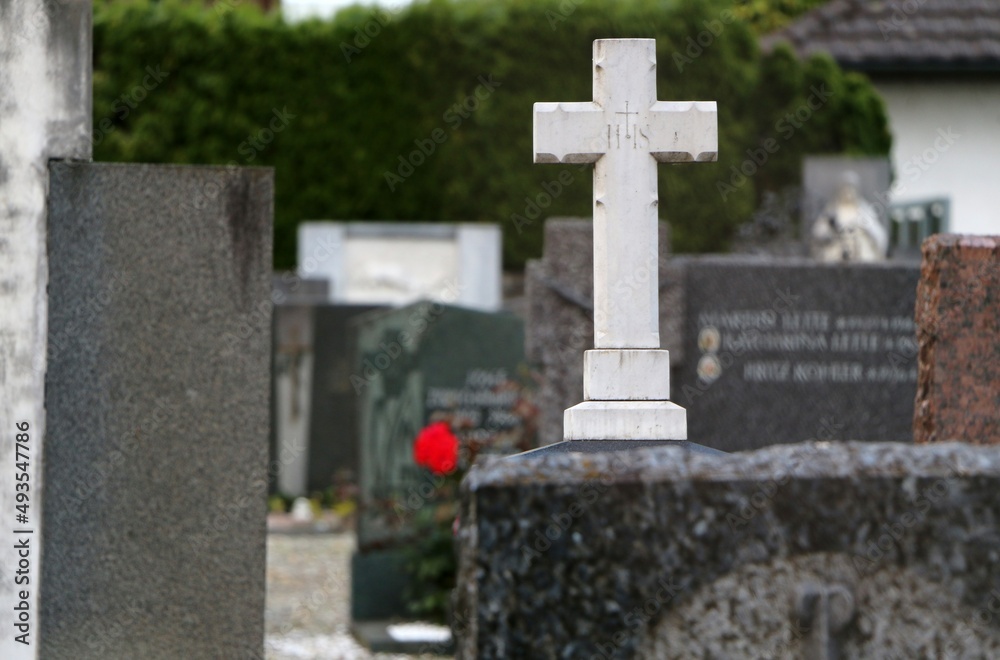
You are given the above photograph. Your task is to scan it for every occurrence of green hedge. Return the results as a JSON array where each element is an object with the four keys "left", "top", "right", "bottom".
[{"left": 92, "top": 0, "right": 890, "bottom": 269}]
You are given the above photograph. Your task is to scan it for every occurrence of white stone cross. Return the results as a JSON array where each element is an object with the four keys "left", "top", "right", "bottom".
[{"left": 533, "top": 39, "right": 717, "bottom": 440}]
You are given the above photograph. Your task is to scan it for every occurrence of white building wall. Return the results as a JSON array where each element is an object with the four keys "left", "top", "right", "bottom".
[{"left": 876, "top": 78, "right": 1000, "bottom": 236}]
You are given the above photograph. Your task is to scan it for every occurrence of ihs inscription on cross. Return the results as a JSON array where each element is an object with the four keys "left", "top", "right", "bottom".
[
  {"left": 534, "top": 38, "right": 717, "bottom": 349},
  {"left": 533, "top": 39, "right": 718, "bottom": 441}
]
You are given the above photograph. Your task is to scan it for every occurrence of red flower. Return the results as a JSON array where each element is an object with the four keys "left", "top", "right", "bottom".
[{"left": 413, "top": 422, "right": 459, "bottom": 475}]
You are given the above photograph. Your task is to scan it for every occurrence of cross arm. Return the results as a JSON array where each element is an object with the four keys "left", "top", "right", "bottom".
[
  {"left": 647, "top": 101, "right": 718, "bottom": 163},
  {"left": 533, "top": 102, "right": 606, "bottom": 164}
]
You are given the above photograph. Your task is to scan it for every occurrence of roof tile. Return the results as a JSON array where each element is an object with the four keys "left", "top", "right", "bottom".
[{"left": 763, "top": 0, "right": 1000, "bottom": 70}]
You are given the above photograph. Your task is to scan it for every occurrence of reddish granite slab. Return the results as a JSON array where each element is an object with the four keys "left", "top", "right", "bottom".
[{"left": 914, "top": 234, "right": 1000, "bottom": 444}]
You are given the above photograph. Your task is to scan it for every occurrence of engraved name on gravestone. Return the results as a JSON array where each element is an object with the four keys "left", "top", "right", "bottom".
[
  {"left": 679, "top": 258, "right": 921, "bottom": 451},
  {"left": 532, "top": 38, "right": 716, "bottom": 441}
]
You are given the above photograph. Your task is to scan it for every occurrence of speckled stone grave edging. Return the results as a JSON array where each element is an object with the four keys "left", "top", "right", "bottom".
[{"left": 457, "top": 442, "right": 1000, "bottom": 658}]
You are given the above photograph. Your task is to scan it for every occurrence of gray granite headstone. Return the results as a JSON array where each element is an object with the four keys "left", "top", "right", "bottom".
[
  {"left": 457, "top": 442, "right": 1000, "bottom": 658},
  {"left": 677, "top": 257, "right": 920, "bottom": 451},
  {"left": 43, "top": 162, "right": 272, "bottom": 658}
]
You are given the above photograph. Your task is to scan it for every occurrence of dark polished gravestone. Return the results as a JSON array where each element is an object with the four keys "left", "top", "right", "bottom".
[
  {"left": 675, "top": 257, "right": 921, "bottom": 452},
  {"left": 351, "top": 301, "right": 537, "bottom": 622},
  {"left": 457, "top": 442, "right": 1000, "bottom": 659},
  {"left": 40, "top": 162, "right": 273, "bottom": 658},
  {"left": 309, "top": 305, "right": 385, "bottom": 489}
]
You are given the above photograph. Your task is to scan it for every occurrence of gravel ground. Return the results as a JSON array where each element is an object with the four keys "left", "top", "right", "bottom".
[{"left": 265, "top": 532, "right": 449, "bottom": 660}]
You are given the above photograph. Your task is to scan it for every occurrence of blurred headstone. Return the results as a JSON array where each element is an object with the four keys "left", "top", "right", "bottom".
[
  {"left": 678, "top": 258, "right": 920, "bottom": 451},
  {"left": 270, "top": 301, "right": 382, "bottom": 497},
  {"left": 889, "top": 198, "right": 951, "bottom": 260},
  {"left": 272, "top": 274, "right": 329, "bottom": 304},
  {"left": 297, "top": 221, "right": 502, "bottom": 310},
  {"left": 457, "top": 443, "right": 1000, "bottom": 658},
  {"left": 307, "top": 305, "right": 382, "bottom": 491},
  {"left": 350, "top": 301, "right": 536, "bottom": 621}
]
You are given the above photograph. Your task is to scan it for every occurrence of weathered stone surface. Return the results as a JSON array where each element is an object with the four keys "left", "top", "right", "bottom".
[
  {"left": 642, "top": 552, "right": 1000, "bottom": 659},
  {"left": 457, "top": 442, "right": 1000, "bottom": 659},
  {"left": 914, "top": 234, "right": 1000, "bottom": 444},
  {"left": 0, "top": 3, "right": 92, "bottom": 652},
  {"left": 42, "top": 162, "right": 272, "bottom": 658}
]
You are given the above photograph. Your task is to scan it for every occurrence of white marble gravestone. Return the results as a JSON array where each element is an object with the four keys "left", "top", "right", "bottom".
[{"left": 533, "top": 39, "right": 717, "bottom": 440}]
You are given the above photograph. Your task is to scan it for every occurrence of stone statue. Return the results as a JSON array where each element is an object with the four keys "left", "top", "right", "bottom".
[{"left": 811, "top": 171, "right": 888, "bottom": 262}]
